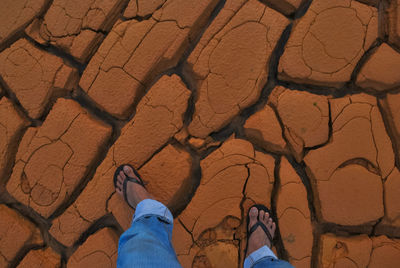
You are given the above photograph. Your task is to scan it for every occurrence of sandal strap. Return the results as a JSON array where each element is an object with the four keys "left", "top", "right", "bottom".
[
  {"left": 249, "top": 221, "right": 273, "bottom": 244},
  {"left": 126, "top": 176, "right": 146, "bottom": 187},
  {"left": 122, "top": 176, "right": 145, "bottom": 209}
]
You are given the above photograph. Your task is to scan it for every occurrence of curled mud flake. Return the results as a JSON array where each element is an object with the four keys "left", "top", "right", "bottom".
[
  {"left": 0, "top": 205, "right": 42, "bottom": 266},
  {"left": 278, "top": 0, "right": 378, "bottom": 87},
  {"left": 356, "top": 43, "right": 400, "bottom": 92},
  {"left": 6, "top": 99, "right": 112, "bottom": 218},
  {"left": 26, "top": 0, "right": 127, "bottom": 62},
  {"left": 0, "top": 39, "right": 78, "bottom": 119},
  {"left": 0, "top": 0, "right": 48, "bottom": 46},
  {"left": 318, "top": 234, "right": 372, "bottom": 268},
  {"left": 80, "top": 0, "right": 219, "bottom": 119},
  {"left": 187, "top": 0, "right": 289, "bottom": 138},
  {"left": 305, "top": 94, "right": 393, "bottom": 226},
  {"left": 67, "top": 228, "right": 119, "bottom": 268},
  {"left": 277, "top": 157, "right": 313, "bottom": 266}
]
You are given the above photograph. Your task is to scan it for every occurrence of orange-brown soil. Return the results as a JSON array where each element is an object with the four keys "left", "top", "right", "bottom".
[{"left": 1, "top": 0, "right": 400, "bottom": 267}]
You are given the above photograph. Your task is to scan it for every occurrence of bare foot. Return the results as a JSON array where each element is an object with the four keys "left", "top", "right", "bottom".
[
  {"left": 246, "top": 206, "right": 276, "bottom": 258},
  {"left": 115, "top": 165, "right": 154, "bottom": 209}
]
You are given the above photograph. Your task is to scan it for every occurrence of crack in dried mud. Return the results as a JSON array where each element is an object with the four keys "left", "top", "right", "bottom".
[{"left": 1, "top": 0, "right": 400, "bottom": 267}]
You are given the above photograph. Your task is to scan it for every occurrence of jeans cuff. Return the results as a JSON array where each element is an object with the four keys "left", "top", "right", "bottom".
[
  {"left": 244, "top": 246, "right": 277, "bottom": 268},
  {"left": 132, "top": 199, "right": 173, "bottom": 224}
]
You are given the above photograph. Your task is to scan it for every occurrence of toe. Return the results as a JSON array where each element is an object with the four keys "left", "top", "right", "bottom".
[
  {"left": 116, "top": 186, "right": 122, "bottom": 195},
  {"left": 262, "top": 212, "right": 269, "bottom": 225},
  {"left": 267, "top": 217, "right": 273, "bottom": 228},
  {"left": 119, "top": 170, "right": 126, "bottom": 181},
  {"left": 116, "top": 177, "right": 123, "bottom": 189},
  {"left": 259, "top": 210, "right": 265, "bottom": 222},
  {"left": 116, "top": 172, "right": 124, "bottom": 189},
  {"left": 266, "top": 217, "right": 275, "bottom": 239},
  {"left": 117, "top": 172, "right": 125, "bottom": 187},
  {"left": 248, "top": 207, "right": 258, "bottom": 230},
  {"left": 123, "top": 165, "right": 137, "bottom": 179},
  {"left": 271, "top": 222, "right": 276, "bottom": 234}
]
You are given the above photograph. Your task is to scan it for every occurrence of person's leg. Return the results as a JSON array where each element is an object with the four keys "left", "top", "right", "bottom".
[
  {"left": 115, "top": 166, "right": 182, "bottom": 268},
  {"left": 244, "top": 207, "right": 294, "bottom": 268}
]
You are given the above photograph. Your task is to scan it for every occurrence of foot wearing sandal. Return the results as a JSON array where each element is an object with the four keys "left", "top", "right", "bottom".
[
  {"left": 246, "top": 206, "right": 276, "bottom": 258},
  {"left": 115, "top": 165, "right": 154, "bottom": 209}
]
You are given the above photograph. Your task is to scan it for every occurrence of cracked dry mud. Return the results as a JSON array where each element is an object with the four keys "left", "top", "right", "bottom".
[{"left": 0, "top": 0, "right": 400, "bottom": 267}]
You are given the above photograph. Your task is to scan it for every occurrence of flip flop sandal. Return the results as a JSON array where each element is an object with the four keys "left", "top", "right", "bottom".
[
  {"left": 113, "top": 164, "right": 146, "bottom": 209},
  {"left": 245, "top": 204, "right": 275, "bottom": 256}
]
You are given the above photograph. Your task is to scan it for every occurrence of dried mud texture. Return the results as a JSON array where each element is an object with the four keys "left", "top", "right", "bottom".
[
  {"left": 0, "top": 97, "right": 29, "bottom": 182},
  {"left": 0, "top": 39, "right": 78, "bottom": 119},
  {"left": 6, "top": 98, "right": 112, "bottom": 218},
  {"left": 376, "top": 167, "right": 400, "bottom": 235},
  {"left": 277, "top": 157, "right": 313, "bottom": 268},
  {"left": 244, "top": 104, "right": 287, "bottom": 154},
  {"left": 269, "top": 86, "right": 329, "bottom": 161},
  {"left": 305, "top": 94, "right": 395, "bottom": 226},
  {"left": 17, "top": 247, "right": 61, "bottom": 268},
  {"left": 0, "top": 205, "right": 42, "bottom": 267},
  {"left": 356, "top": 43, "right": 400, "bottom": 92},
  {"left": 26, "top": 0, "right": 126, "bottom": 63},
  {"left": 388, "top": 0, "right": 400, "bottom": 48},
  {"left": 380, "top": 92, "right": 400, "bottom": 168},
  {"left": 318, "top": 234, "right": 400, "bottom": 268},
  {"left": 79, "top": 0, "right": 219, "bottom": 119},
  {"left": 67, "top": 228, "right": 118, "bottom": 268},
  {"left": 138, "top": 144, "right": 192, "bottom": 206},
  {"left": 279, "top": 0, "right": 378, "bottom": 88},
  {"left": 2, "top": 0, "right": 400, "bottom": 267},
  {"left": 50, "top": 74, "right": 190, "bottom": 246},
  {"left": 0, "top": 0, "right": 49, "bottom": 46},
  {"left": 263, "top": 0, "right": 304, "bottom": 16},
  {"left": 123, "top": 0, "right": 167, "bottom": 18},
  {"left": 174, "top": 138, "right": 275, "bottom": 266},
  {"left": 186, "top": 0, "right": 290, "bottom": 138},
  {"left": 111, "top": 144, "right": 192, "bottom": 230}
]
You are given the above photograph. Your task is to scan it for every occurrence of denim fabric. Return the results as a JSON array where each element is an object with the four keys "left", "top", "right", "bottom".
[
  {"left": 132, "top": 199, "right": 173, "bottom": 224},
  {"left": 244, "top": 246, "right": 276, "bottom": 268},
  {"left": 117, "top": 199, "right": 294, "bottom": 268},
  {"left": 252, "top": 256, "right": 294, "bottom": 268},
  {"left": 244, "top": 246, "right": 294, "bottom": 268},
  {"left": 117, "top": 199, "right": 181, "bottom": 268}
]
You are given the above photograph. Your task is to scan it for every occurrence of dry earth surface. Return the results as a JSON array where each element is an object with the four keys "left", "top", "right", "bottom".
[{"left": 1, "top": 0, "right": 400, "bottom": 267}]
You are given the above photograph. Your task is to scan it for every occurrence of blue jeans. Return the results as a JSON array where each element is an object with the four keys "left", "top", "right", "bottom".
[{"left": 117, "top": 199, "right": 294, "bottom": 268}]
